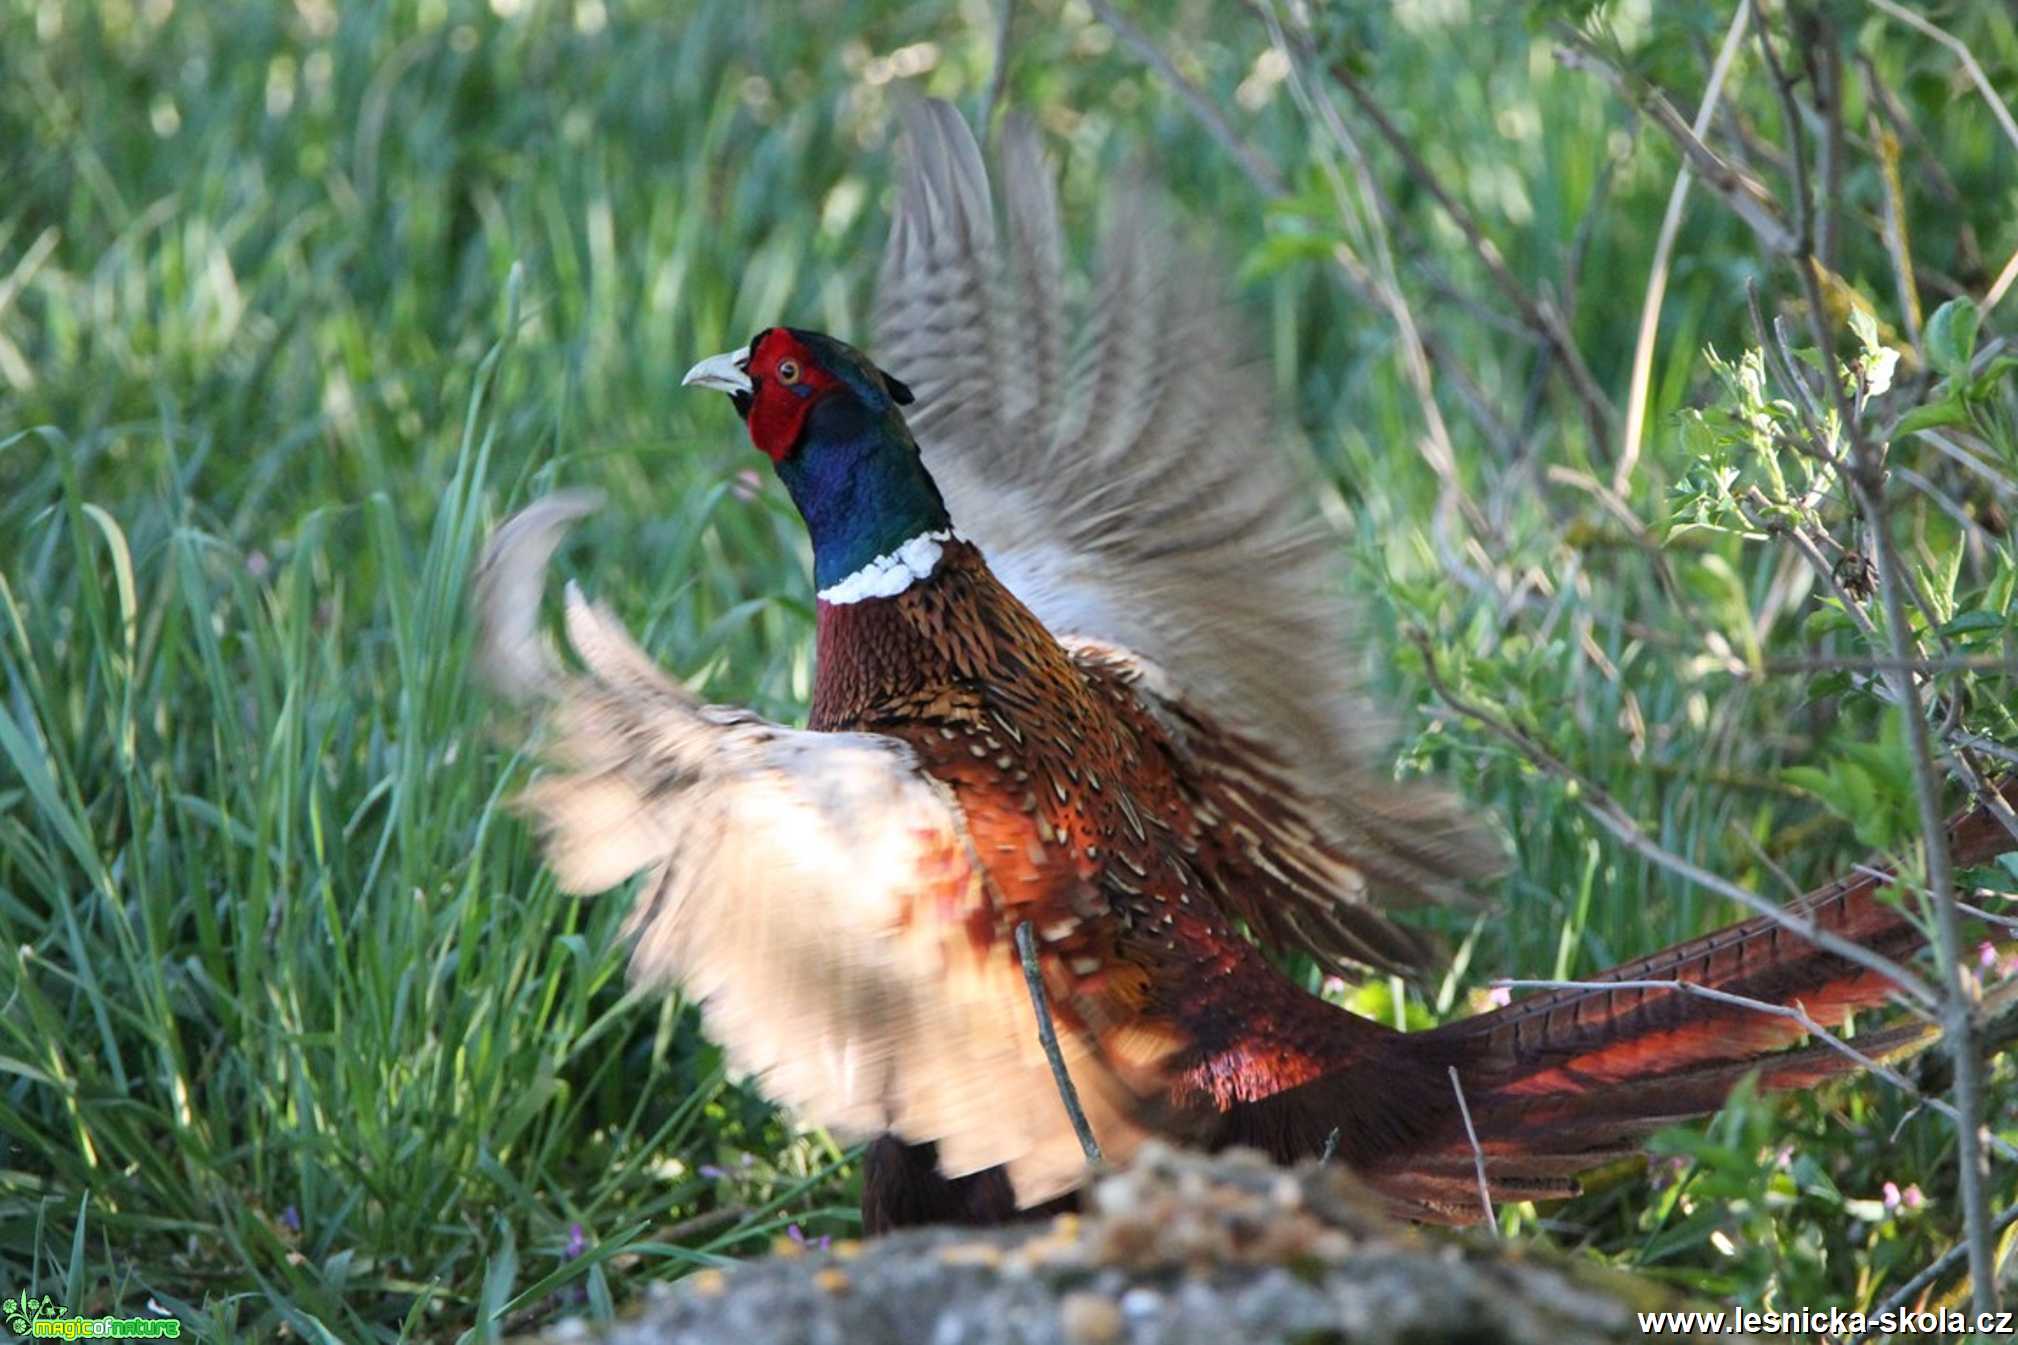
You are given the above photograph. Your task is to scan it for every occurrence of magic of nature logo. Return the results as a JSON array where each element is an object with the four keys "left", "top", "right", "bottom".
[{"left": 4, "top": 1290, "right": 182, "bottom": 1339}]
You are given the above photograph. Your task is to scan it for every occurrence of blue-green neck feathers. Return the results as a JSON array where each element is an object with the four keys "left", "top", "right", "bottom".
[{"left": 771, "top": 341, "right": 952, "bottom": 600}]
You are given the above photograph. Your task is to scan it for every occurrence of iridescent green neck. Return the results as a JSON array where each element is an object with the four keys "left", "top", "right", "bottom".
[{"left": 774, "top": 392, "right": 952, "bottom": 601}]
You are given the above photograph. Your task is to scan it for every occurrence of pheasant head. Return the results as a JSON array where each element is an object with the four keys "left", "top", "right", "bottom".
[{"left": 685, "top": 327, "right": 950, "bottom": 602}]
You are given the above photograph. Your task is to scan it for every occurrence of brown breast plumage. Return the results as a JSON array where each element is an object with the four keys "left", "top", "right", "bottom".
[{"left": 808, "top": 541, "right": 1384, "bottom": 1111}]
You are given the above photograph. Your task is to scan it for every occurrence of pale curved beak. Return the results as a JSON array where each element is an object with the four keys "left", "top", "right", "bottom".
[{"left": 682, "top": 346, "right": 754, "bottom": 396}]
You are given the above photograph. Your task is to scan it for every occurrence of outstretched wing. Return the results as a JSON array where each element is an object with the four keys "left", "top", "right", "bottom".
[
  {"left": 873, "top": 101, "right": 1499, "bottom": 931},
  {"left": 475, "top": 495, "right": 1155, "bottom": 1204}
]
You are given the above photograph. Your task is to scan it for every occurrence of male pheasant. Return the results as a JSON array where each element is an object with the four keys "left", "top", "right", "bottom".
[{"left": 478, "top": 102, "right": 2017, "bottom": 1231}]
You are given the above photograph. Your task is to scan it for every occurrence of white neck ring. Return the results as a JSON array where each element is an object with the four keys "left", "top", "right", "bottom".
[{"left": 818, "top": 528, "right": 957, "bottom": 604}]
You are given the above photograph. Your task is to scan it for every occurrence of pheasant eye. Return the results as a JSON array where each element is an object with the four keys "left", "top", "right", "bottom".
[{"left": 775, "top": 358, "right": 801, "bottom": 385}]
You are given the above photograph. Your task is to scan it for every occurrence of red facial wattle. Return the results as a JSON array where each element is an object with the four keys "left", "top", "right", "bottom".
[{"left": 743, "top": 329, "right": 841, "bottom": 463}]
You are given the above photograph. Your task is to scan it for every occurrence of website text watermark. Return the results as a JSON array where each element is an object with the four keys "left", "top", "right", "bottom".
[{"left": 1640, "top": 1306, "right": 2015, "bottom": 1335}]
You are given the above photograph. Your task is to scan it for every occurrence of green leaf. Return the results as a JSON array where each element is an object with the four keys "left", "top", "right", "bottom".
[
  {"left": 1780, "top": 765, "right": 1840, "bottom": 805},
  {"left": 1240, "top": 231, "right": 1340, "bottom": 282},
  {"left": 1924, "top": 297, "right": 1981, "bottom": 379},
  {"left": 1849, "top": 305, "right": 1883, "bottom": 360},
  {"left": 1841, "top": 741, "right": 1906, "bottom": 786},
  {"left": 1838, "top": 760, "right": 1881, "bottom": 828},
  {"left": 1940, "top": 610, "right": 2007, "bottom": 637},
  {"left": 1782, "top": 757, "right": 1901, "bottom": 850},
  {"left": 1802, "top": 605, "right": 1859, "bottom": 640},
  {"left": 1969, "top": 354, "right": 2018, "bottom": 401},
  {"left": 1893, "top": 397, "right": 1969, "bottom": 436}
]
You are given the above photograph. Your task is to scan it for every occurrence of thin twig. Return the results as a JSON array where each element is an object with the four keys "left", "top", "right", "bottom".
[
  {"left": 1749, "top": 285, "right": 1839, "bottom": 466},
  {"left": 1896, "top": 464, "right": 1996, "bottom": 552},
  {"left": 1260, "top": 3, "right": 1490, "bottom": 549},
  {"left": 1866, "top": 0, "right": 2018, "bottom": 161},
  {"left": 1543, "top": 463, "right": 1683, "bottom": 600},
  {"left": 1858, "top": 52, "right": 1971, "bottom": 212},
  {"left": 1755, "top": 9, "right": 1998, "bottom": 1311},
  {"left": 1732, "top": 823, "right": 1815, "bottom": 906},
  {"left": 1014, "top": 920, "right": 1102, "bottom": 1163},
  {"left": 1498, "top": 981, "right": 1916, "bottom": 1107},
  {"left": 1950, "top": 748, "right": 2018, "bottom": 854},
  {"left": 1411, "top": 630, "right": 1940, "bottom": 1007},
  {"left": 1857, "top": 1204, "right": 2018, "bottom": 1341},
  {"left": 1805, "top": 10, "right": 1846, "bottom": 275},
  {"left": 1913, "top": 426, "right": 2018, "bottom": 501},
  {"left": 1869, "top": 107, "right": 1925, "bottom": 352},
  {"left": 1617, "top": 0, "right": 1752, "bottom": 493},
  {"left": 1313, "top": 37, "right": 1618, "bottom": 456},
  {"left": 1446, "top": 1066, "right": 1497, "bottom": 1234},
  {"left": 1545, "top": 465, "right": 1661, "bottom": 546},
  {"left": 1958, "top": 734, "right": 2018, "bottom": 768},
  {"left": 1959, "top": 902, "right": 2018, "bottom": 934},
  {"left": 1083, "top": 0, "right": 1286, "bottom": 197},
  {"left": 1985, "top": 244, "right": 2018, "bottom": 316},
  {"left": 1554, "top": 33, "right": 1797, "bottom": 257},
  {"left": 1751, "top": 654, "right": 2018, "bottom": 677},
  {"left": 1737, "top": 491, "right": 1881, "bottom": 642}
]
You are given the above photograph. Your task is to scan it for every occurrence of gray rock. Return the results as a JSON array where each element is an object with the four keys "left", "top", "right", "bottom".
[{"left": 531, "top": 1145, "right": 1745, "bottom": 1344}]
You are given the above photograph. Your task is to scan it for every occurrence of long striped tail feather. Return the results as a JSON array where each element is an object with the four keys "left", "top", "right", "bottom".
[{"left": 1235, "top": 780, "right": 2018, "bottom": 1223}]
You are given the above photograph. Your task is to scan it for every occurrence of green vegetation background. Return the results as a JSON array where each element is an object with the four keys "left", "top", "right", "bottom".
[{"left": 4, "top": 0, "right": 2018, "bottom": 1338}]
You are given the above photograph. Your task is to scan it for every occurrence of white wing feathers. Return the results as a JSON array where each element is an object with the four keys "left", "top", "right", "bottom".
[{"left": 475, "top": 494, "right": 1142, "bottom": 1204}]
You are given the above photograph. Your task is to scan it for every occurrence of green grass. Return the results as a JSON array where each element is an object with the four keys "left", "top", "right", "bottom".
[{"left": 5, "top": 0, "right": 2018, "bottom": 1338}]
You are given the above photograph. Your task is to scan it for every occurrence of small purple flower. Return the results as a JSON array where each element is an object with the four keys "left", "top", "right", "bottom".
[
  {"left": 280, "top": 1205, "right": 301, "bottom": 1233},
  {"left": 786, "top": 1223, "right": 831, "bottom": 1252},
  {"left": 1981, "top": 941, "right": 1998, "bottom": 971},
  {"left": 565, "top": 1222, "right": 587, "bottom": 1259},
  {"left": 1485, "top": 984, "right": 1513, "bottom": 1009},
  {"left": 1319, "top": 976, "right": 1347, "bottom": 999},
  {"left": 739, "top": 1152, "right": 756, "bottom": 1167},
  {"left": 699, "top": 1164, "right": 726, "bottom": 1180}
]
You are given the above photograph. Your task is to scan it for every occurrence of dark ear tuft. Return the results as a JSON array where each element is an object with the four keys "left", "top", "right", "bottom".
[{"left": 880, "top": 368, "right": 915, "bottom": 406}]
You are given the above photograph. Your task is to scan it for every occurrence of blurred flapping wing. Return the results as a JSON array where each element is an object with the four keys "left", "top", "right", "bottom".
[
  {"left": 873, "top": 102, "right": 1500, "bottom": 950},
  {"left": 475, "top": 494, "right": 1151, "bottom": 1204}
]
